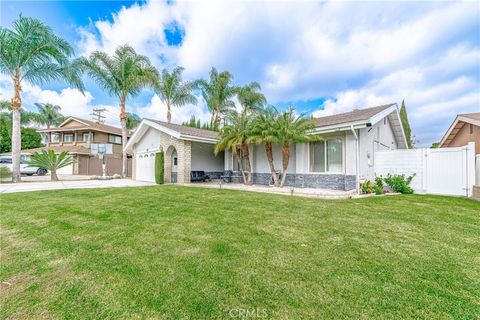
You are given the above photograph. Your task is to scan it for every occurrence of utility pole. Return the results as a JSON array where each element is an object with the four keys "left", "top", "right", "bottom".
[{"left": 91, "top": 108, "right": 106, "bottom": 123}]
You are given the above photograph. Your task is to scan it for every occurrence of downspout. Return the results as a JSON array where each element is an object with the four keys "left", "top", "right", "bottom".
[{"left": 351, "top": 125, "right": 360, "bottom": 194}]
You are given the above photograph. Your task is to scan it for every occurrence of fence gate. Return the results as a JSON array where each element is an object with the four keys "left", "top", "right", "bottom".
[{"left": 374, "top": 142, "right": 476, "bottom": 197}]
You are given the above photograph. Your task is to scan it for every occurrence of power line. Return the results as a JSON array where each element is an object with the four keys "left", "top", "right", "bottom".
[{"left": 91, "top": 108, "right": 106, "bottom": 123}]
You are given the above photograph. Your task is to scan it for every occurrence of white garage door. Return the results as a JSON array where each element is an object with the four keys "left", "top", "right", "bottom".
[
  {"left": 136, "top": 152, "right": 156, "bottom": 182},
  {"left": 57, "top": 163, "right": 73, "bottom": 174}
]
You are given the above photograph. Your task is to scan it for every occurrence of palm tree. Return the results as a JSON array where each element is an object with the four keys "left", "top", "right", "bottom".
[
  {"left": 214, "top": 111, "right": 253, "bottom": 184},
  {"left": 155, "top": 66, "right": 197, "bottom": 123},
  {"left": 276, "top": 108, "right": 319, "bottom": 187},
  {"left": 32, "top": 103, "right": 65, "bottom": 129},
  {"left": 28, "top": 150, "right": 74, "bottom": 181},
  {"left": 79, "top": 45, "right": 158, "bottom": 178},
  {"left": 126, "top": 112, "right": 141, "bottom": 130},
  {"left": 0, "top": 16, "right": 84, "bottom": 182},
  {"left": 197, "top": 67, "right": 236, "bottom": 128},
  {"left": 236, "top": 81, "right": 266, "bottom": 115},
  {"left": 249, "top": 106, "right": 280, "bottom": 186}
]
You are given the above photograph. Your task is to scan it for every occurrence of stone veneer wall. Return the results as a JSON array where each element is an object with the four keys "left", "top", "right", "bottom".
[
  {"left": 224, "top": 172, "right": 356, "bottom": 191},
  {"left": 156, "top": 131, "right": 191, "bottom": 184}
]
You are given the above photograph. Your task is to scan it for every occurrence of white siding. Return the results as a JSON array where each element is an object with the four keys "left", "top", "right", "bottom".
[
  {"left": 253, "top": 144, "right": 296, "bottom": 173},
  {"left": 191, "top": 142, "right": 224, "bottom": 172},
  {"left": 136, "top": 128, "right": 161, "bottom": 153}
]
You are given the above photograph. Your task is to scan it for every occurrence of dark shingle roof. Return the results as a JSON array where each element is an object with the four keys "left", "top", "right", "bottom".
[
  {"left": 147, "top": 119, "right": 219, "bottom": 140},
  {"left": 312, "top": 104, "right": 395, "bottom": 128}
]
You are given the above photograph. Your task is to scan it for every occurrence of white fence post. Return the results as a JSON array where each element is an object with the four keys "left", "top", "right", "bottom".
[{"left": 466, "top": 142, "right": 475, "bottom": 197}]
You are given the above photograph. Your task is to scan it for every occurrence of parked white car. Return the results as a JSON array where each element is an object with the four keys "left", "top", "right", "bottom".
[{"left": 0, "top": 155, "right": 48, "bottom": 176}]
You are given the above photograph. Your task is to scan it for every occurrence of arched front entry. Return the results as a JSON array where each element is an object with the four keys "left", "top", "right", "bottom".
[{"left": 165, "top": 145, "right": 177, "bottom": 183}]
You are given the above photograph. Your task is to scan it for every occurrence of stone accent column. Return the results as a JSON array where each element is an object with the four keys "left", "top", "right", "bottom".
[
  {"left": 132, "top": 144, "right": 137, "bottom": 180},
  {"left": 178, "top": 141, "right": 191, "bottom": 184}
]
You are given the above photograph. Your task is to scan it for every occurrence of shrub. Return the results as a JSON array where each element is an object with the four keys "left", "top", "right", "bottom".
[
  {"left": 28, "top": 150, "right": 74, "bottom": 181},
  {"left": 155, "top": 151, "right": 164, "bottom": 184},
  {"left": 0, "top": 166, "right": 11, "bottom": 180},
  {"left": 361, "top": 180, "right": 375, "bottom": 194},
  {"left": 383, "top": 173, "right": 415, "bottom": 194},
  {"left": 374, "top": 176, "right": 384, "bottom": 195}
]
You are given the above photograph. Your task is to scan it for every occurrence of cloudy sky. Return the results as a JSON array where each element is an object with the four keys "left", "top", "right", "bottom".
[{"left": 1, "top": 0, "right": 479, "bottom": 146}]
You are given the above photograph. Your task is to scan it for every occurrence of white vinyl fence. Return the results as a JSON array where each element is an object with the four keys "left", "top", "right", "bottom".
[
  {"left": 374, "top": 142, "right": 476, "bottom": 197},
  {"left": 476, "top": 155, "right": 480, "bottom": 186}
]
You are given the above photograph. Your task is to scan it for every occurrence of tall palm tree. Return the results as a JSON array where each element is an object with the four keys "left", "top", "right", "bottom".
[
  {"left": 197, "top": 67, "right": 236, "bottom": 128},
  {"left": 276, "top": 108, "right": 319, "bottom": 187},
  {"left": 0, "top": 16, "right": 84, "bottom": 182},
  {"left": 236, "top": 81, "right": 266, "bottom": 116},
  {"left": 155, "top": 66, "right": 197, "bottom": 123},
  {"left": 126, "top": 112, "right": 141, "bottom": 130},
  {"left": 79, "top": 45, "right": 158, "bottom": 178},
  {"left": 249, "top": 106, "right": 280, "bottom": 186},
  {"left": 214, "top": 111, "right": 253, "bottom": 184},
  {"left": 32, "top": 103, "right": 65, "bottom": 130}
]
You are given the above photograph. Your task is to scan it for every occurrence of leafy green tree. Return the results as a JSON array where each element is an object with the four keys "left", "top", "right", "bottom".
[
  {"left": 79, "top": 45, "right": 158, "bottom": 178},
  {"left": 0, "top": 16, "right": 84, "bottom": 182},
  {"left": 197, "top": 67, "right": 236, "bottom": 127},
  {"left": 32, "top": 103, "right": 65, "bottom": 130},
  {"left": 21, "top": 127, "right": 42, "bottom": 150},
  {"left": 181, "top": 115, "right": 218, "bottom": 131},
  {"left": 275, "top": 108, "right": 318, "bottom": 187},
  {"left": 430, "top": 142, "right": 440, "bottom": 148},
  {"left": 235, "top": 81, "right": 266, "bottom": 115},
  {"left": 249, "top": 106, "right": 280, "bottom": 186},
  {"left": 155, "top": 67, "right": 197, "bottom": 123},
  {"left": 126, "top": 112, "right": 141, "bottom": 130},
  {"left": 28, "top": 150, "right": 74, "bottom": 181},
  {"left": 400, "top": 99, "right": 413, "bottom": 148},
  {"left": 214, "top": 112, "right": 251, "bottom": 184}
]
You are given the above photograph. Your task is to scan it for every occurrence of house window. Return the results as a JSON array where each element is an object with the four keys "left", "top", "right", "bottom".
[
  {"left": 310, "top": 138, "right": 343, "bottom": 173},
  {"left": 83, "top": 133, "right": 93, "bottom": 141},
  {"left": 108, "top": 134, "right": 122, "bottom": 144},
  {"left": 51, "top": 133, "right": 60, "bottom": 143},
  {"left": 64, "top": 134, "right": 74, "bottom": 142}
]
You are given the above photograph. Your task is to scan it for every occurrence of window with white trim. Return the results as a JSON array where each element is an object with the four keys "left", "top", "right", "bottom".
[
  {"left": 309, "top": 138, "right": 343, "bottom": 173},
  {"left": 64, "top": 134, "right": 74, "bottom": 142},
  {"left": 83, "top": 132, "right": 93, "bottom": 141},
  {"left": 51, "top": 133, "right": 60, "bottom": 143},
  {"left": 108, "top": 134, "right": 122, "bottom": 144}
]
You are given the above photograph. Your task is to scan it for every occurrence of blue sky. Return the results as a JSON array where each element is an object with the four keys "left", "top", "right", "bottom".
[{"left": 1, "top": 0, "right": 479, "bottom": 146}]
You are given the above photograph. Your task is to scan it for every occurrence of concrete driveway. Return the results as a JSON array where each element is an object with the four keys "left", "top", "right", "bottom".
[{"left": 0, "top": 179, "right": 155, "bottom": 194}]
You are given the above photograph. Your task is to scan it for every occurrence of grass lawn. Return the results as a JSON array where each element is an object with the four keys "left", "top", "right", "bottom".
[{"left": 1, "top": 186, "right": 479, "bottom": 319}]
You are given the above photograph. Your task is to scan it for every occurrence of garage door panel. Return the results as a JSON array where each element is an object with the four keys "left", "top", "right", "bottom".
[{"left": 136, "top": 152, "right": 155, "bottom": 182}]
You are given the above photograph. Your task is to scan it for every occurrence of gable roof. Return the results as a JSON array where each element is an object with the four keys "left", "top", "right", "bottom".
[
  {"left": 147, "top": 119, "right": 219, "bottom": 140},
  {"left": 124, "top": 119, "right": 219, "bottom": 152},
  {"left": 439, "top": 112, "right": 480, "bottom": 147},
  {"left": 38, "top": 116, "right": 127, "bottom": 136},
  {"left": 312, "top": 104, "right": 394, "bottom": 128},
  {"left": 310, "top": 104, "right": 408, "bottom": 149}
]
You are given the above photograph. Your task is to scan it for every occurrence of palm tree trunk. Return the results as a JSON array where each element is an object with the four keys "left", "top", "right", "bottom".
[
  {"left": 280, "top": 144, "right": 290, "bottom": 187},
  {"left": 241, "top": 143, "right": 253, "bottom": 184},
  {"left": 215, "top": 100, "right": 221, "bottom": 127},
  {"left": 120, "top": 94, "right": 127, "bottom": 178},
  {"left": 11, "top": 70, "right": 22, "bottom": 183},
  {"left": 265, "top": 142, "right": 279, "bottom": 186},
  {"left": 166, "top": 101, "right": 172, "bottom": 123},
  {"left": 50, "top": 169, "right": 58, "bottom": 181},
  {"left": 235, "top": 148, "right": 247, "bottom": 184}
]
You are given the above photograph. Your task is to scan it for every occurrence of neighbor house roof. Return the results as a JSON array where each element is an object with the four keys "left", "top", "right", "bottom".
[
  {"left": 310, "top": 104, "right": 408, "bottom": 148},
  {"left": 439, "top": 112, "right": 480, "bottom": 147},
  {"left": 38, "top": 116, "right": 128, "bottom": 136},
  {"left": 2, "top": 145, "right": 91, "bottom": 156}
]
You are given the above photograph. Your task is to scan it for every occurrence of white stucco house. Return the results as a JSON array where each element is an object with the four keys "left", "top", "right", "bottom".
[{"left": 125, "top": 104, "right": 408, "bottom": 191}]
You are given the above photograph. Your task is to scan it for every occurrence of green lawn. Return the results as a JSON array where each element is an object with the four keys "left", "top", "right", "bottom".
[{"left": 1, "top": 186, "right": 479, "bottom": 319}]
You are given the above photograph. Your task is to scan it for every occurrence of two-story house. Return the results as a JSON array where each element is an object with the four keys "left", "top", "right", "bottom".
[{"left": 30, "top": 117, "right": 132, "bottom": 176}]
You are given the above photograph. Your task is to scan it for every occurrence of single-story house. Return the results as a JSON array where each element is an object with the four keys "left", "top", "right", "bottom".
[
  {"left": 125, "top": 104, "right": 408, "bottom": 191},
  {"left": 439, "top": 112, "right": 480, "bottom": 155}
]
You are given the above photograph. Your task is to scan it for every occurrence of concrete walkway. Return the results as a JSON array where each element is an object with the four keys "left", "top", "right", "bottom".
[
  {"left": 0, "top": 179, "right": 155, "bottom": 194},
  {"left": 182, "top": 181, "right": 358, "bottom": 199}
]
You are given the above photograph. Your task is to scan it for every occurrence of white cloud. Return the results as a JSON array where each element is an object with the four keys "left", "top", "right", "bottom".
[{"left": 137, "top": 93, "right": 211, "bottom": 125}]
